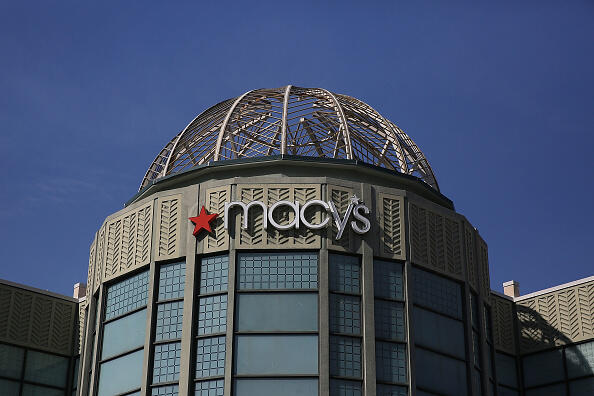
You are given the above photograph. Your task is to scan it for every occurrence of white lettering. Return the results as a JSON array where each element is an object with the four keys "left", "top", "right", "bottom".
[
  {"left": 300, "top": 200, "right": 330, "bottom": 229},
  {"left": 268, "top": 200, "right": 300, "bottom": 230},
  {"left": 351, "top": 203, "right": 371, "bottom": 234}
]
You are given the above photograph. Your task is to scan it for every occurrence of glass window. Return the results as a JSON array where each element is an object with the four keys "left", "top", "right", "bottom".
[
  {"left": 101, "top": 308, "right": 146, "bottom": 359},
  {"left": 497, "top": 386, "right": 520, "bottom": 396},
  {"left": 0, "top": 344, "right": 24, "bottom": 379},
  {"left": 484, "top": 305, "right": 493, "bottom": 342},
  {"left": 21, "top": 384, "right": 64, "bottom": 396},
  {"left": 195, "top": 336, "right": 226, "bottom": 378},
  {"left": 104, "top": 270, "right": 149, "bottom": 320},
  {"left": 195, "top": 379, "right": 224, "bottom": 396},
  {"left": 496, "top": 352, "right": 518, "bottom": 388},
  {"left": 155, "top": 301, "right": 183, "bottom": 341},
  {"left": 569, "top": 376, "right": 594, "bottom": 395},
  {"left": 234, "top": 334, "right": 318, "bottom": 375},
  {"left": 472, "top": 331, "right": 481, "bottom": 368},
  {"left": 24, "top": 351, "right": 68, "bottom": 388},
  {"left": 152, "top": 384, "right": 179, "bottom": 396},
  {"left": 97, "top": 349, "right": 144, "bottom": 396},
  {"left": 330, "top": 294, "right": 361, "bottom": 335},
  {"left": 236, "top": 293, "right": 318, "bottom": 331},
  {"left": 330, "top": 379, "right": 362, "bottom": 396},
  {"left": 0, "top": 379, "right": 20, "bottom": 396},
  {"left": 470, "top": 293, "right": 479, "bottom": 329},
  {"left": 375, "top": 300, "right": 405, "bottom": 341},
  {"left": 374, "top": 260, "right": 404, "bottom": 300},
  {"left": 412, "top": 268, "right": 462, "bottom": 319},
  {"left": 72, "top": 356, "right": 79, "bottom": 391},
  {"left": 524, "top": 383, "right": 566, "bottom": 396},
  {"left": 200, "top": 255, "right": 229, "bottom": 293},
  {"left": 377, "top": 383, "right": 407, "bottom": 396},
  {"left": 415, "top": 347, "right": 467, "bottom": 396},
  {"left": 330, "top": 335, "right": 362, "bottom": 378},
  {"left": 565, "top": 340, "right": 594, "bottom": 379},
  {"left": 522, "top": 349, "right": 564, "bottom": 387},
  {"left": 472, "top": 368, "right": 482, "bottom": 396},
  {"left": 329, "top": 254, "right": 360, "bottom": 294},
  {"left": 153, "top": 342, "right": 181, "bottom": 384},
  {"left": 235, "top": 378, "right": 319, "bottom": 396},
  {"left": 238, "top": 252, "right": 318, "bottom": 290},
  {"left": 158, "top": 261, "right": 186, "bottom": 300},
  {"left": 197, "top": 294, "right": 227, "bottom": 335},
  {"left": 376, "top": 341, "right": 407, "bottom": 383},
  {"left": 413, "top": 307, "right": 465, "bottom": 359}
]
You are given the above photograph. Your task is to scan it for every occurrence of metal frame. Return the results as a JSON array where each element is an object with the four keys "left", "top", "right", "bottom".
[{"left": 140, "top": 86, "right": 439, "bottom": 191}]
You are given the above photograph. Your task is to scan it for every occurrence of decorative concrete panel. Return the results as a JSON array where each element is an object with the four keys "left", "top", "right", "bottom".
[
  {"left": 87, "top": 240, "right": 96, "bottom": 298},
  {"left": 76, "top": 300, "right": 86, "bottom": 354},
  {"left": 203, "top": 186, "right": 230, "bottom": 253},
  {"left": 477, "top": 236, "right": 490, "bottom": 299},
  {"left": 378, "top": 193, "right": 405, "bottom": 260},
  {"left": 156, "top": 195, "right": 181, "bottom": 260},
  {"left": 104, "top": 202, "right": 154, "bottom": 281},
  {"left": 409, "top": 202, "right": 463, "bottom": 279},
  {"left": 0, "top": 283, "right": 77, "bottom": 355},
  {"left": 491, "top": 294, "right": 516, "bottom": 355},
  {"left": 234, "top": 184, "right": 322, "bottom": 250},
  {"left": 464, "top": 223, "right": 478, "bottom": 290},
  {"left": 517, "top": 280, "right": 594, "bottom": 353},
  {"left": 328, "top": 184, "right": 356, "bottom": 252},
  {"left": 94, "top": 225, "right": 105, "bottom": 294}
]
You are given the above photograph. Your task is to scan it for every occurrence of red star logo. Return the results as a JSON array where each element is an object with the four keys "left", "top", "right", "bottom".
[{"left": 189, "top": 206, "right": 218, "bottom": 236}]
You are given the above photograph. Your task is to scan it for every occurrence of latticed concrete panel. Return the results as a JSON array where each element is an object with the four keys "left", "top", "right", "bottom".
[
  {"left": 76, "top": 301, "right": 86, "bottom": 354},
  {"left": 477, "top": 236, "right": 491, "bottom": 300},
  {"left": 378, "top": 193, "right": 405, "bottom": 260},
  {"left": 94, "top": 225, "right": 105, "bottom": 294},
  {"left": 203, "top": 186, "right": 230, "bottom": 253},
  {"left": 234, "top": 184, "right": 322, "bottom": 250},
  {"left": 157, "top": 196, "right": 181, "bottom": 260},
  {"left": 491, "top": 295, "right": 516, "bottom": 355},
  {"left": 140, "top": 86, "right": 439, "bottom": 193},
  {"left": 104, "top": 202, "right": 154, "bottom": 281},
  {"left": 464, "top": 223, "right": 478, "bottom": 291},
  {"left": 86, "top": 240, "right": 96, "bottom": 298},
  {"left": 409, "top": 202, "right": 463, "bottom": 280},
  {"left": 0, "top": 284, "right": 76, "bottom": 355},
  {"left": 577, "top": 283, "right": 594, "bottom": 338},
  {"left": 328, "top": 184, "right": 356, "bottom": 252}
]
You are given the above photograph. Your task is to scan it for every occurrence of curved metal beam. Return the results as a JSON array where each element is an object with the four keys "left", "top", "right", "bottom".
[
  {"left": 213, "top": 90, "right": 253, "bottom": 161},
  {"left": 320, "top": 88, "right": 353, "bottom": 159},
  {"left": 280, "top": 85, "right": 292, "bottom": 155}
]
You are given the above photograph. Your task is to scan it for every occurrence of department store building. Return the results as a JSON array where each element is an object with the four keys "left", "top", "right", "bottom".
[{"left": 1, "top": 86, "right": 593, "bottom": 396}]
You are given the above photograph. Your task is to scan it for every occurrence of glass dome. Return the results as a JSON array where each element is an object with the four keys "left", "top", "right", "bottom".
[{"left": 140, "top": 85, "right": 438, "bottom": 191}]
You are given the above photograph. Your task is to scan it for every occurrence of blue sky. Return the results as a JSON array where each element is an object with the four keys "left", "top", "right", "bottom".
[{"left": 0, "top": 1, "right": 592, "bottom": 297}]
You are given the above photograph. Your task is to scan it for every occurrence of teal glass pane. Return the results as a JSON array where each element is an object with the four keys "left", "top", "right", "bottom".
[
  {"left": 153, "top": 342, "right": 181, "bottom": 384},
  {"left": 0, "top": 344, "right": 24, "bottom": 379},
  {"left": 375, "top": 300, "right": 405, "bottom": 341},
  {"left": 472, "top": 331, "right": 481, "bottom": 368},
  {"left": 329, "top": 254, "right": 360, "bottom": 293},
  {"left": 330, "top": 294, "right": 361, "bottom": 335},
  {"left": 566, "top": 340, "right": 594, "bottom": 378},
  {"left": 24, "top": 350, "right": 68, "bottom": 388},
  {"left": 569, "top": 377, "right": 594, "bottom": 395},
  {"left": 413, "top": 307, "right": 465, "bottom": 359},
  {"left": 415, "top": 347, "right": 467, "bottom": 396},
  {"left": 101, "top": 308, "right": 146, "bottom": 359},
  {"left": 235, "top": 334, "right": 318, "bottom": 375},
  {"left": 412, "top": 268, "right": 462, "bottom": 319},
  {"left": 200, "top": 255, "right": 229, "bottom": 293},
  {"left": 374, "top": 260, "right": 404, "bottom": 300},
  {"left": 197, "top": 294, "right": 227, "bottom": 335},
  {"left": 525, "top": 383, "right": 566, "bottom": 396},
  {"left": 72, "top": 356, "right": 79, "bottom": 389},
  {"left": 21, "top": 384, "right": 63, "bottom": 396},
  {"left": 236, "top": 293, "right": 318, "bottom": 331},
  {"left": 97, "top": 349, "right": 143, "bottom": 396},
  {"left": 155, "top": 301, "right": 183, "bottom": 341},
  {"left": 0, "top": 379, "right": 20, "bottom": 396},
  {"left": 496, "top": 352, "right": 518, "bottom": 388},
  {"left": 376, "top": 341, "right": 407, "bottom": 383},
  {"left": 152, "top": 384, "right": 179, "bottom": 396},
  {"left": 158, "top": 261, "right": 185, "bottom": 300},
  {"left": 105, "top": 270, "right": 149, "bottom": 320},
  {"left": 195, "top": 379, "right": 224, "bottom": 396},
  {"left": 472, "top": 368, "right": 482, "bottom": 396},
  {"left": 235, "top": 378, "right": 318, "bottom": 396},
  {"left": 497, "top": 386, "right": 520, "bottom": 396},
  {"left": 196, "top": 336, "right": 225, "bottom": 378},
  {"left": 377, "top": 384, "right": 407, "bottom": 396},
  {"left": 522, "top": 349, "right": 564, "bottom": 387},
  {"left": 330, "top": 335, "right": 362, "bottom": 378},
  {"left": 238, "top": 252, "right": 318, "bottom": 290},
  {"left": 330, "top": 379, "right": 362, "bottom": 396},
  {"left": 484, "top": 305, "right": 493, "bottom": 342}
]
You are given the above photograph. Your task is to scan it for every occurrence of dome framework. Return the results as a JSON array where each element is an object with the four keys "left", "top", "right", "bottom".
[{"left": 140, "top": 85, "right": 438, "bottom": 191}]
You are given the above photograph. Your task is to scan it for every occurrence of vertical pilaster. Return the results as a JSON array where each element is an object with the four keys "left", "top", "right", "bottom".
[
  {"left": 319, "top": 248, "right": 330, "bottom": 395},
  {"left": 140, "top": 261, "right": 157, "bottom": 395},
  {"left": 87, "top": 286, "right": 104, "bottom": 396},
  {"left": 361, "top": 183, "right": 376, "bottom": 395},
  {"left": 224, "top": 183, "right": 237, "bottom": 396}
]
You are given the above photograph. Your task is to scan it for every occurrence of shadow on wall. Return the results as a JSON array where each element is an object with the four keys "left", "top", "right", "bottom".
[{"left": 517, "top": 305, "right": 594, "bottom": 392}]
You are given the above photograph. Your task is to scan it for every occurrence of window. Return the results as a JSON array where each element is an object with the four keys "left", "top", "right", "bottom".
[
  {"left": 152, "top": 262, "right": 185, "bottom": 395},
  {"left": 97, "top": 349, "right": 144, "bottom": 396},
  {"left": 415, "top": 348, "right": 467, "bottom": 396},
  {"left": 522, "top": 349, "right": 564, "bottom": 387},
  {"left": 234, "top": 252, "right": 319, "bottom": 395},
  {"left": 195, "top": 255, "right": 229, "bottom": 393}
]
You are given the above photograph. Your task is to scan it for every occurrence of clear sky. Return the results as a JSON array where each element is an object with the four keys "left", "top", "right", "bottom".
[{"left": 0, "top": 1, "right": 592, "bottom": 297}]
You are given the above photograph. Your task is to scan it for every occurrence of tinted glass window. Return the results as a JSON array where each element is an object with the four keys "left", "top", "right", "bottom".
[
  {"left": 234, "top": 378, "right": 318, "bottom": 396},
  {"left": 0, "top": 379, "right": 20, "bottom": 396},
  {"left": 158, "top": 261, "right": 185, "bottom": 300},
  {"left": 524, "top": 383, "right": 566, "bottom": 396},
  {"left": 415, "top": 347, "right": 467, "bottom": 396},
  {"left": 413, "top": 307, "right": 465, "bottom": 359},
  {"left": 496, "top": 352, "right": 518, "bottom": 388},
  {"left": 153, "top": 342, "right": 181, "bottom": 384},
  {"left": 0, "top": 344, "right": 24, "bottom": 379},
  {"left": 329, "top": 254, "right": 360, "bottom": 293},
  {"left": 330, "top": 294, "right": 361, "bottom": 335},
  {"left": 238, "top": 252, "right": 318, "bottom": 290},
  {"left": 195, "top": 379, "right": 224, "bottom": 396},
  {"left": 565, "top": 341, "right": 594, "bottom": 379},
  {"left": 329, "top": 336, "right": 362, "bottom": 378},
  {"left": 97, "top": 349, "right": 144, "bottom": 396},
  {"left": 101, "top": 308, "right": 146, "bottom": 359},
  {"left": 412, "top": 268, "right": 462, "bottom": 319},
  {"left": 21, "top": 384, "right": 64, "bottom": 396},
  {"left": 330, "top": 379, "right": 362, "bottom": 396},
  {"left": 376, "top": 341, "right": 407, "bottom": 383},
  {"left": 236, "top": 293, "right": 317, "bottom": 331},
  {"left": 522, "top": 349, "right": 564, "bottom": 387},
  {"left": 24, "top": 351, "right": 68, "bottom": 388},
  {"left": 196, "top": 336, "right": 226, "bottom": 379},
  {"left": 374, "top": 260, "right": 404, "bottom": 300},
  {"left": 200, "top": 255, "right": 229, "bottom": 293},
  {"left": 104, "top": 270, "right": 149, "bottom": 320},
  {"left": 375, "top": 300, "right": 405, "bottom": 341}
]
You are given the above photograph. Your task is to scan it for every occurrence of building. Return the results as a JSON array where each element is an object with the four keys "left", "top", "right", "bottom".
[{"left": 0, "top": 85, "right": 593, "bottom": 396}]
